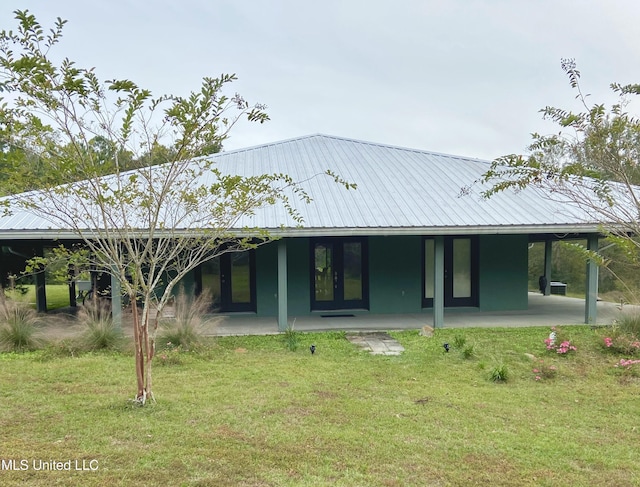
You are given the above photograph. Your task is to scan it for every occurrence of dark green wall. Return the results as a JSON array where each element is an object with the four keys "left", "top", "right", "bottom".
[
  {"left": 368, "top": 236, "right": 422, "bottom": 313},
  {"left": 197, "top": 234, "right": 529, "bottom": 317},
  {"left": 478, "top": 234, "right": 529, "bottom": 311},
  {"left": 256, "top": 244, "right": 278, "bottom": 316},
  {"left": 286, "top": 238, "right": 310, "bottom": 315},
  {"left": 255, "top": 236, "right": 424, "bottom": 315},
  {"left": 253, "top": 238, "right": 310, "bottom": 317}
]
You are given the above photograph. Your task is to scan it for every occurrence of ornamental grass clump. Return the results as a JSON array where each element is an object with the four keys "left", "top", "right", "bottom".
[
  {"left": 601, "top": 315, "right": 640, "bottom": 356},
  {"left": 460, "top": 344, "right": 475, "bottom": 360},
  {"left": 617, "top": 312, "right": 640, "bottom": 339},
  {"left": 0, "top": 293, "right": 43, "bottom": 352},
  {"left": 78, "top": 300, "right": 124, "bottom": 351},
  {"left": 283, "top": 319, "right": 300, "bottom": 352},
  {"left": 159, "top": 287, "right": 217, "bottom": 351},
  {"left": 488, "top": 359, "right": 509, "bottom": 383}
]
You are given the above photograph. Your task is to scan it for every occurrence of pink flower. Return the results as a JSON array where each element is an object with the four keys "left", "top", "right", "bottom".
[
  {"left": 535, "top": 376, "right": 541, "bottom": 381},
  {"left": 532, "top": 369, "right": 539, "bottom": 373},
  {"left": 604, "top": 337, "right": 613, "bottom": 347},
  {"left": 615, "top": 358, "right": 640, "bottom": 369}
]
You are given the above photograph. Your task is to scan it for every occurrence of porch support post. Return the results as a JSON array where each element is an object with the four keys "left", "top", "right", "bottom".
[
  {"left": 34, "top": 244, "right": 47, "bottom": 313},
  {"left": 68, "top": 264, "right": 77, "bottom": 308},
  {"left": 433, "top": 236, "right": 445, "bottom": 328},
  {"left": 543, "top": 240, "right": 552, "bottom": 296},
  {"left": 277, "top": 239, "right": 288, "bottom": 332},
  {"left": 585, "top": 234, "right": 599, "bottom": 325},
  {"left": 111, "top": 267, "right": 122, "bottom": 330}
]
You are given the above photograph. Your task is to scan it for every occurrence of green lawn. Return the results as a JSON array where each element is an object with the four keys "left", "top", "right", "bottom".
[
  {"left": 0, "top": 326, "right": 638, "bottom": 486},
  {"left": 5, "top": 284, "right": 70, "bottom": 310}
]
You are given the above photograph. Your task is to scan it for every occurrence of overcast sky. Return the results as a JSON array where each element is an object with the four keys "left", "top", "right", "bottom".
[{"left": 3, "top": 1, "right": 640, "bottom": 160}]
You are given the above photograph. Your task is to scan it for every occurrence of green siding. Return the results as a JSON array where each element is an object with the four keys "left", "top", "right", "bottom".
[
  {"left": 286, "top": 238, "right": 310, "bottom": 316},
  {"left": 180, "top": 270, "right": 196, "bottom": 295},
  {"left": 479, "top": 234, "right": 528, "bottom": 311},
  {"left": 253, "top": 238, "right": 310, "bottom": 317},
  {"left": 256, "top": 244, "right": 278, "bottom": 316},
  {"left": 185, "top": 234, "right": 530, "bottom": 317},
  {"left": 369, "top": 236, "right": 422, "bottom": 313}
]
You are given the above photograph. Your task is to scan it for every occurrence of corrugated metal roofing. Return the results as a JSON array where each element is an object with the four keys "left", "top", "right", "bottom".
[{"left": 0, "top": 134, "right": 602, "bottom": 238}]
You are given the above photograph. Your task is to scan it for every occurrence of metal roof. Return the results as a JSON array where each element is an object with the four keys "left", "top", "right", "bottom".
[{"left": 0, "top": 134, "right": 603, "bottom": 239}]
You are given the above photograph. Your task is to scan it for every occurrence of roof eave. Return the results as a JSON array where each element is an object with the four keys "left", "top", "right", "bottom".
[{"left": 0, "top": 224, "right": 604, "bottom": 241}]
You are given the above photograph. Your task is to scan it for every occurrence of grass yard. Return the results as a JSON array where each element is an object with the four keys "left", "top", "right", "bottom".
[
  {"left": 0, "top": 326, "right": 639, "bottom": 486},
  {"left": 5, "top": 284, "right": 70, "bottom": 310}
]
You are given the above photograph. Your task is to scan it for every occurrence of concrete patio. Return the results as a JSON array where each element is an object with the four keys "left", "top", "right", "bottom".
[{"left": 213, "top": 292, "right": 632, "bottom": 336}]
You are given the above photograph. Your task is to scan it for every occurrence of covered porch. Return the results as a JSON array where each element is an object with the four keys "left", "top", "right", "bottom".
[{"left": 214, "top": 292, "right": 626, "bottom": 336}]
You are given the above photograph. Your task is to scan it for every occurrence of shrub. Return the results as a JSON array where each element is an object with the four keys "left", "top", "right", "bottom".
[
  {"left": 0, "top": 295, "right": 43, "bottom": 352},
  {"left": 544, "top": 326, "right": 577, "bottom": 355},
  {"left": 78, "top": 300, "right": 124, "bottom": 350},
  {"left": 613, "top": 358, "right": 640, "bottom": 380},
  {"left": 532, "top": 359, "right": 557, "bottom": 381},
  {"left": 156, "top": 344, "right": 186, "bottom": 366},
  {"left": 602, "top": 332, "right": 640, "bottom": 356},
  {"left": 159, "top": 287, "right": 217, "bottom": 350}
]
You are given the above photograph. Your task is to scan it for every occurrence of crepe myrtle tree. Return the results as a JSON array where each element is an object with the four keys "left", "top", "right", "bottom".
[
  {"left": 472, "top": 59, "right": 640, "bottom": 278},
  {"left": 0, "top": 10, "right": 353, "bottom": 404}
]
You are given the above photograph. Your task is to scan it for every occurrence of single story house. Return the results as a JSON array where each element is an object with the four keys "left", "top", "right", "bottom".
[{"left": 0, "top": 134, "right": 603, "bottom": 329}]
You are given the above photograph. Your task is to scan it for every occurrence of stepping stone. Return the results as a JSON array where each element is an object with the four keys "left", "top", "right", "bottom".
[{"left": 346, "top": 332, "right": 405, "bottom": 356}]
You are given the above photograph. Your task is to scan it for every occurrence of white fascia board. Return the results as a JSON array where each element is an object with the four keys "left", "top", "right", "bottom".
[{"left": 0, "top": 224, "right": 605, "bottom": 241}]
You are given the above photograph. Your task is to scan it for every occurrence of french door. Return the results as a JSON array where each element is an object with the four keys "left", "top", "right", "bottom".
[
  {"left": 311, "top": 238, "right": 368, "bottom": 311},
  {"left": 423, "top": 237, "right": 478, "bottom": 308},
  {"left": 198, "top": 251, "right": 256, "bottom": 312}
]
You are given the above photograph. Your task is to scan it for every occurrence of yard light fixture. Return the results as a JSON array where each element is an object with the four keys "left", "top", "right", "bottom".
[{"left": 443, "top": 343, "right": 450, "bottom": 353}]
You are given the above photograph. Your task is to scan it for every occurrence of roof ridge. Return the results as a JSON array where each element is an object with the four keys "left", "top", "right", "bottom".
[{"left": 217, "top": 133, "right": 491, "bottom": 163}]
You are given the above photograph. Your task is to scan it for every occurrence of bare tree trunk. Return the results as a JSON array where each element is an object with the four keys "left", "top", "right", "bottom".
[
  {"left": 142, "top": 306, "right": 151, "bottom": 402},
  {"left": 145, "top": 313, "right": 159, "bottom": 402},
  {"left": 132, "top": 302, "right": 145, "bottom": 403}
]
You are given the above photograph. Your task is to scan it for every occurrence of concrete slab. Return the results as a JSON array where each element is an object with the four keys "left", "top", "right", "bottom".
[
  {"left": 346, "top": 332, "right": 405, "bottom": 356},
  {"left": 49, "top": 293, "right": 630, "bottom": 341},
  {"left": 210, "top": 293, "right": 632, "bottom": 336}
]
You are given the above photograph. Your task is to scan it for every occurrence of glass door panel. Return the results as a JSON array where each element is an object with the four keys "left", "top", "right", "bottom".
[
  {"left": 424, "top": 239, "right": 435, "bottom": 300},
  {"left": 423, "top": 237, "right": 477, "bottom": 308},
  {"left": 201, "top": 258, "right": 221, "bottom": 310},
  {"left": 314, "top": 244, "right": 334, "bottom": 302},
  {"left": 311, "top": 238, "right": 367, "bottom": 310},
  {"left": 199, "top": 250, "right": 256, "bottom": 312},
  {"left": 452, "top": 238, "right": 471, "bottom": 298},
  {"left": 230, "top": 252, "right": 251, "bottom": 303},
  {"left": 343, "top": 242, "right": 363, "bottom": 301}
]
